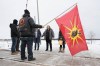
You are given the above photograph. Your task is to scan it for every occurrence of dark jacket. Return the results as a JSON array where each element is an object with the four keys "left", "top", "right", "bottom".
[
  {"left": 19, "top": 14, "right": 42, "bottom": 37},
  {"left": 42, "top": 28, "right": 54, "bottom": 40},
  {"left": 58, "top": 31, "right": 65, "bottom": 43},
  {"left": 10, "top": 24, "right": 19, "bottom": 37},
  {"left": 34, "top": 29, "right": 41, "bottom": 43}
]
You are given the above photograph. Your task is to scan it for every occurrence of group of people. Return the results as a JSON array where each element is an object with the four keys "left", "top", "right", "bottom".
[{"left": 9, "top": 9, "right": 66, "bottom": 61}]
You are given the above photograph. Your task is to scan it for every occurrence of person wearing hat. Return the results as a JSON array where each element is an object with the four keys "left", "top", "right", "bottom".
[
  {"left": 10, "top": 19, "right": 20, "bottom": 55},
  {"left": 19, "top": 9, "right": 43, "bottom": 61}
]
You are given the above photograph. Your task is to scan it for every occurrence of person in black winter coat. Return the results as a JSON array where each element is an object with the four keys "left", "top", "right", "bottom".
[
  {"left": 34, "top": 28, "right": 41, "bottom": 50},
  {"left": 19, "top": 9, "right": 43, "bottom": 61},
  {"left": 58, "top": 30, "right": 65, "bottom": 53},
  {"left": 10, "top": 19, "right": 20, "bottom": 55}
]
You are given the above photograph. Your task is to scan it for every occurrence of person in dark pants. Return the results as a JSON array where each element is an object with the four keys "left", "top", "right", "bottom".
[
  {"left": 20, "top": 37, "right": 33, "bottom": 60},
  {"left": 15, "top": 24, "right": 20, "bottom": 52},
  {"left": 58, "top": 30, "right": 65, "bottom": 53},
  {"left": 16, "top": 37, "right": 20, "bottom": 52},
  {"left": 42, "top": 25, "right": 54, "bottom": 52},
  {"left": 10, "top": 19, "right": 20, "bottom": 55},
  {"left": 19, "top": 9, "right": 43, "bottom": 61},
  {"left": 34, "top": 28, "right": 41, "bottom": 50}
]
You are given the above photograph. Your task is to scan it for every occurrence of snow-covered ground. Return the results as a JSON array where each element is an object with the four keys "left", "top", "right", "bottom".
[{"left": 0, "top": 40, "right": 100, "bottom": 58}]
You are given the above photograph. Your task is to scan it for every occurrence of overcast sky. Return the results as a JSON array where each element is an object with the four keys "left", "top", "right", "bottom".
[{"left": 0, "top": 0, "right": 100, "bottom": 39}]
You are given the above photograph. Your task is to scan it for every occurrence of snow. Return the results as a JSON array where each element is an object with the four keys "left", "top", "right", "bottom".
[{"left": 0, "top": 40, "right": 100, "bottom": 58}]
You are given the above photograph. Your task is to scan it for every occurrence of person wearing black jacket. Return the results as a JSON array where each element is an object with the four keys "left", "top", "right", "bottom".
[
  {"left": 19, "top": 9, "right": 43, "bottom": 61},
  {"left": 34, "top": 28, "right": 41, "bottom": 50},
  {"left": 58, "top": 30, "right": 65, "bottom": 53},
  {"left": 10, "top": 19, "right": 20, "bottom": 55}
]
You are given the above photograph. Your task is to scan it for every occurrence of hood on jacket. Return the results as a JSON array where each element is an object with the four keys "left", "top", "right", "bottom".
[
  {"left": 13, "top": 19, "right": 18, "bottom": 25},
  {"left": 10, "top": 24, "right": 13, "bottom": 28}
]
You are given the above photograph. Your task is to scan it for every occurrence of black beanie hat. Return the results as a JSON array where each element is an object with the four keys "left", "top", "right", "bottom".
[{"left": 24, "top": 9, "right": 30, "bottom": 14}]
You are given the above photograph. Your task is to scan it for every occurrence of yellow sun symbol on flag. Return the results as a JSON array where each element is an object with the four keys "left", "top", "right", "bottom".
[{"left": 64, "top": 16, "right": 84, "bottom": 46}]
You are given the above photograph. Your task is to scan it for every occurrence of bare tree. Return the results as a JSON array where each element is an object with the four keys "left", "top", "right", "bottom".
[{"left": 89, "top": 31, "right": 95, "bottom": 44}]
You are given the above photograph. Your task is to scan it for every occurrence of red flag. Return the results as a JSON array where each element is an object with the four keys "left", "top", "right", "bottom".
[{"left": 55, "top": 5, "right": 88, "bottom": 56}]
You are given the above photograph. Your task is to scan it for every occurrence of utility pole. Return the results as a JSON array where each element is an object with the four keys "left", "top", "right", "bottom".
[
  {"left": 34, "top": 16, "right": 36, "bottom": 23},
  {"left": 36, "top": 0, "right": 40, "bottom": 24},
  {"left": 26, "top": 0, "right": 28, "bottom": 9}
]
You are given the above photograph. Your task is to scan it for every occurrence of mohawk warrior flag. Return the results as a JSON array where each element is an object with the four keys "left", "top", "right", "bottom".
[{"left": 55, "top": 5, "right": 88, "bottom": 56}]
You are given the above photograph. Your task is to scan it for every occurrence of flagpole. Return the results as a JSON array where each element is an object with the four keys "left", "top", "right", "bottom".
[{"left": 43, "top": 3, "right": 77, "bottom": 27}]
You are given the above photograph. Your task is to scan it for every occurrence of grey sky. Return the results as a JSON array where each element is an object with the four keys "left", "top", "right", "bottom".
[{"left": 0, "top": 0, "right": 100, "bottom": 39}]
